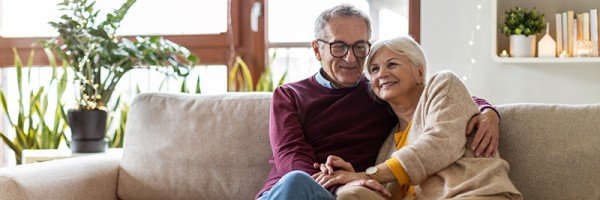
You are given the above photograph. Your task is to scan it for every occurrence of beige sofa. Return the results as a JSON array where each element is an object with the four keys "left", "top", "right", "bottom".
[{"left": 1, "top": 93, "right": 598, "bottom": 200}]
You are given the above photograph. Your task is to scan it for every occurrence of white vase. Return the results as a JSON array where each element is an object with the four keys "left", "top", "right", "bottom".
[{"left": 509, "top": 35, "right": 536, "bottom": 57}]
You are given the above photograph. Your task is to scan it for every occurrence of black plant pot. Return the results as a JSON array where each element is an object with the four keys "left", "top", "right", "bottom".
[{"left": 68, "top": 109, "right": 108, "bottom": 153}]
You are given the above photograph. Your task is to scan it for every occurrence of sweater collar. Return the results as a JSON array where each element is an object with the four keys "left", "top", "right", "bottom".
[{"left": 314, "top": 68, "right": 360, "bottom": 89}]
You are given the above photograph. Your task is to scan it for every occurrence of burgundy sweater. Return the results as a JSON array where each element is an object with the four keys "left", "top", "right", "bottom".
[{"left": 257, "top": 75, "right": 493, "bottom": 198}]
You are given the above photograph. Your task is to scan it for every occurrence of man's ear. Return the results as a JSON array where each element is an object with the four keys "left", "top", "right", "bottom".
[{"left": 311, "top": 40, "right": 322, "bottom": 61}]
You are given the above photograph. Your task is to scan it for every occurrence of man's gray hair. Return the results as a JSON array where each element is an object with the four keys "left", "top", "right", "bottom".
[{"left": 314, "top": 4, "right": 371, "bottom": 40}]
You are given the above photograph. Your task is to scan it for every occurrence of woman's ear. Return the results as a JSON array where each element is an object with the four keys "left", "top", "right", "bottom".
[
  {"left": 311, "top": 40, "right": 322, "bottom": 61},
  {"left": 415, "top": 65, "right": 425, "bottom": 83}
]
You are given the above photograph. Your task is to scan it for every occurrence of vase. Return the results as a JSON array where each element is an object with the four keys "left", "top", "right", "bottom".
[
  {"left": 509, "top": 35, "right": 536, "bottom": 57},
  {"left": 68, "top": 109, "right": 108, "bottom": 153}
]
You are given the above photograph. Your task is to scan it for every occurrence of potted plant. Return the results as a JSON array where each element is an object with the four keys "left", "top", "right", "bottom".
[
  {"left": 42, "top": 0, "right": 198, "bottom": 152},
  {"left": 0, "top": 48, "right": 69, "bottom": 165},
  {"left": 500, "top": 7, "right": 545, "bottom": 57}
]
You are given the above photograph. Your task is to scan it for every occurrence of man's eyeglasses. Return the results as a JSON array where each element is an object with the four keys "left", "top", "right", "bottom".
[{"left": 316, "top": 39, "right": 371, "bottom": 58}]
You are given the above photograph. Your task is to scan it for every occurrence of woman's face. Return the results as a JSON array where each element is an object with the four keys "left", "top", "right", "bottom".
[{"left": 367, "top": 47, "right": 423, "bottom": 102}]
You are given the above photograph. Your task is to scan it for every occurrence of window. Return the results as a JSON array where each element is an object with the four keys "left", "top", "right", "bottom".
[
  {"left": 0, "top": 0, "right": 227, "bottom": 37},
  {"left": 268, "top": 0, "right": 413, "bottom": 83},
  {"left": 0, "top": 0, "right": 234, "bottom": 167}
]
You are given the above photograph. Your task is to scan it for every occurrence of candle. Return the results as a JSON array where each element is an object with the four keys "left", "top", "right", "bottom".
[
  {"left": 500, "top": 50, "right": 509, "bottom": 57},
  {"left": 559, "top": 50, "right": 569, "bottom": 58},
  {"left": 575, "top": 40, "right": 593, "bottom": 57}
]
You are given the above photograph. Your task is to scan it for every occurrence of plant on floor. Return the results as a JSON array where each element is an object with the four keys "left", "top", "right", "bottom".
[{"left": 0, "top": 48, "right": 69, "bottom": 164}]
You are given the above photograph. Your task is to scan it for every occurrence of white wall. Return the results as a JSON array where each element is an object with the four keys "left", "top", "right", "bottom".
[{"left": 421, "top": 0, "right": 600, "bottom": 104}]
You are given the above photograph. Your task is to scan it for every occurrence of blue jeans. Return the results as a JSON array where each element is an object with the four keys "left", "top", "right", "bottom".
[{"left": 258, "top": 171, "right": 335, "bottom": 200}]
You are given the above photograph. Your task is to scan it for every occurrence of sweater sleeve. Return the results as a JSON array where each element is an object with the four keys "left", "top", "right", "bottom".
[
  {"left": 472, "top": 96, "right": 500, "bottom": 118},
  {"left": 391, "top": 72, "right": 480, "bottom": 185},
  {"left": 269, "top": 87, "right": 345, "bottom": 193}
]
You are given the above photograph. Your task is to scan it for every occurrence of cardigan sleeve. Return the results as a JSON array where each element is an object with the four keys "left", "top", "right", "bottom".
[{"left": 391, "top": 71, "right": 480, "bottom": 185}]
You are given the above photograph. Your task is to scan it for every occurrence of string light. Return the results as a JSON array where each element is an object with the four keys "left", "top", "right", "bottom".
[{"left": 465, "top": 0, "right": 487, "bottom": 83}]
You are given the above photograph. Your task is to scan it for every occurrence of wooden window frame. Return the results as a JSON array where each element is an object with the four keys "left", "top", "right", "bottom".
[
  {"left": 0, "top": 0, "right": 418, "bottom": 87},
  {"left": 0, "top": 0, "right": 268, "bottom": 86}
]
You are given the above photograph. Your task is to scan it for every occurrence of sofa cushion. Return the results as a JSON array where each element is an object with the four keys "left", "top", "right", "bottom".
[
  {"left": 118, "top": 93, "right": 273, "bottom": 200},
  {"left": 497, "top": 104, "right": 600, "bottom": 200}
]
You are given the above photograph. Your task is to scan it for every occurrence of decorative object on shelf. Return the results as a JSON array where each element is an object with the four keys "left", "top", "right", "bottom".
[
  {"left": 500, "top": 50, "right": 510, "bottom": 57},
  {"left": 509, "top": 35, "right": 536, "bottom": 57},
  {"left": 41, "top": 0, "right": 198, "bottom": 153},
  {"left": 574, "top": 39, "right": 594, "bottom": 57},
  {"left": 538, "top": 23, "right": 556, "bottom": 57},
  {"left": 500, "top": 7, "right": 546, "bottom": 57},
  {"left": 591, "top": 9, "right": 599, "bottom": 57},
  {"left": 559, "top": 50, "right": 569, "bottom": 58}
]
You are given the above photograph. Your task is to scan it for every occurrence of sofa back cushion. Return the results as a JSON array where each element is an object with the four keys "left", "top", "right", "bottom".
[
  {"left": 118, "top": 93, "right": 273, "bottom": 200},
  {"left": 497, "top": 104, "right": 600, "bottom": 200}
]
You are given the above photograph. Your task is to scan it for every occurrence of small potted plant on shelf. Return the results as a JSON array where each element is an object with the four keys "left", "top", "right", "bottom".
[
  {"left": 41, "top": 0, "right": 198, "bottom": 153},
  {"left": 500, "top": 7, "right": 545, "bottom": 57}
]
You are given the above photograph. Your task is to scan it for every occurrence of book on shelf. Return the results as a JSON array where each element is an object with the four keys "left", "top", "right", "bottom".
[
  {"left": 583, "top": 13, "right": 590, "bottom": 41},
  {"left": 591, "top": 9, "right": 599, "bottom": 57},
  {"left": 562, "top": 12, "right": 568, "bottom": 54},
  {"left": 577, "top": 14, "right": 583, "bottom": 40},
  {"left": 556, "top": 13, "right": 563, "bottom": 54},
  {"left": 567, "top": 11, "right": 574, "bottom": 56}
]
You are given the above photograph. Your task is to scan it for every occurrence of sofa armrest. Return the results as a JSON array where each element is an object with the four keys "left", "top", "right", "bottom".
[{"left": 0, "top": 151, "right": 122, "bottom": 200}]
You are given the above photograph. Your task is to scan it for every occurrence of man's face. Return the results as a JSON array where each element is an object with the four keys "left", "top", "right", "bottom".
[{"left": 312, "top": 17, "right": 369, "bottom": 88}]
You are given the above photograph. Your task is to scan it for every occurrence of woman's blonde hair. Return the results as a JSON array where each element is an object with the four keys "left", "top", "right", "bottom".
[{"left": 364, "top": 36, "right": 427, "bottom": 81}]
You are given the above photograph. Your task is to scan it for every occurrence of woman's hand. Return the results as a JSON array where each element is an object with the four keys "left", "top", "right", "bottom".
[
  {"left": 312, "top": 170, "right": 369, "bottom": 188},
  {"left": 337, "top": 179, "right": 392, "bottom": 198}
]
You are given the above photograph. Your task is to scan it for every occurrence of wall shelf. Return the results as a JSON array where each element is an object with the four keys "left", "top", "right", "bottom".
[
  {"left": 492, "top": 56, "right": 600, "bottom": 63},
  {"left": 491, "top": 0, "right": 600, "bottom": 64}
]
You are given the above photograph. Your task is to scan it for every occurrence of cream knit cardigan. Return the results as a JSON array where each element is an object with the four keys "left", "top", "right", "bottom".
[{"left": 375, "top": 71, "right": 522, "bottom": 199}]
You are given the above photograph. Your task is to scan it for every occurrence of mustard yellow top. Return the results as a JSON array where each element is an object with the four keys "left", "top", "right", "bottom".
[{"left": 385, "top": 122, "right": 415, "bottom": 198}]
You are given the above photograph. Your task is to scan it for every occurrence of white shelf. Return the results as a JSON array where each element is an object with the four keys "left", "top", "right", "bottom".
[
  {"left": 492, "top": 56, "right": 600, "bottom": 63},
  {"left": 491, "top": 0, "right": 600, "bottom": 64}
]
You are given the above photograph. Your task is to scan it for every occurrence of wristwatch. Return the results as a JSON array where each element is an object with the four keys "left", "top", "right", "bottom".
[{"left": 366, "top": 166, "right": 378, "bottom": 179}]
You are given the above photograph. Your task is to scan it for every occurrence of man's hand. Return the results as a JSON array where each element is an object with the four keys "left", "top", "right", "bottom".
[
  {"left": 336, "top": 179, "right": 392, "bottom": 198},
  {"left": 313, "top": 155, "right": 354, "bottom": 176},
  {"left": 466, "top": 108, "right": 500, "bottom": 157}
]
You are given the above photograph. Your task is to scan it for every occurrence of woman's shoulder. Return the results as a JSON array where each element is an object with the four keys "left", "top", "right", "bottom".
[
  {"left": 424, "top": 70, "right": 467, "bottom": 97},
  {"left": 427, "top": 70, "right": 461, "bottom": 86}
]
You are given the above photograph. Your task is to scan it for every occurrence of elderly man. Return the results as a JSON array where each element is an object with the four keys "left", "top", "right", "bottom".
[{"left": 257, "top": 4, "right": 501, "bottom": 200}]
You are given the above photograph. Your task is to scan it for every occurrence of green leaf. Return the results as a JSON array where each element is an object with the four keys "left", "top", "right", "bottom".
[
  {"left": 277, "top": 69, "right": 288, "bottom": 87},
  {"left": 15, "top": 126, "right": 29, "bottom": 149},
  {"left": 0, "top": 132, "right": 22, "bottom": 164},
  {"left": 236, "top": 56, "right": 254, "bottom": 92},
  {"left": 195, "top": 76, "right": 201, "bottom": 94},
  {"left": 13, "top": 48, "right": 24, "bottom": 99},
  {"left": 58, "top": 103, "right": 69, "bottom": 127},
  {"left": 180, "top": 78, "right": 189, "bottom": 93},
  {"left": 0, "top": 91, "right": 14, "bottom": 125}
]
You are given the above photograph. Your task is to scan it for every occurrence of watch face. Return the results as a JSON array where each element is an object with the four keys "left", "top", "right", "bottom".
[{"left": 366, "top": 166, "right": 377, "bottom": 175}]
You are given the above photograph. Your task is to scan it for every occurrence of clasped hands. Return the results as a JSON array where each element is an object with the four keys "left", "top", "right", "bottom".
[{"left": 311, "top": 155, "right": 392, "bottom": 197}]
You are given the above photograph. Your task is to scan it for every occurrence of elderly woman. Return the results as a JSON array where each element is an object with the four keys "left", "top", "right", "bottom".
[{"left": 315, "top": 36, "right": 522, "bottom": 199}]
